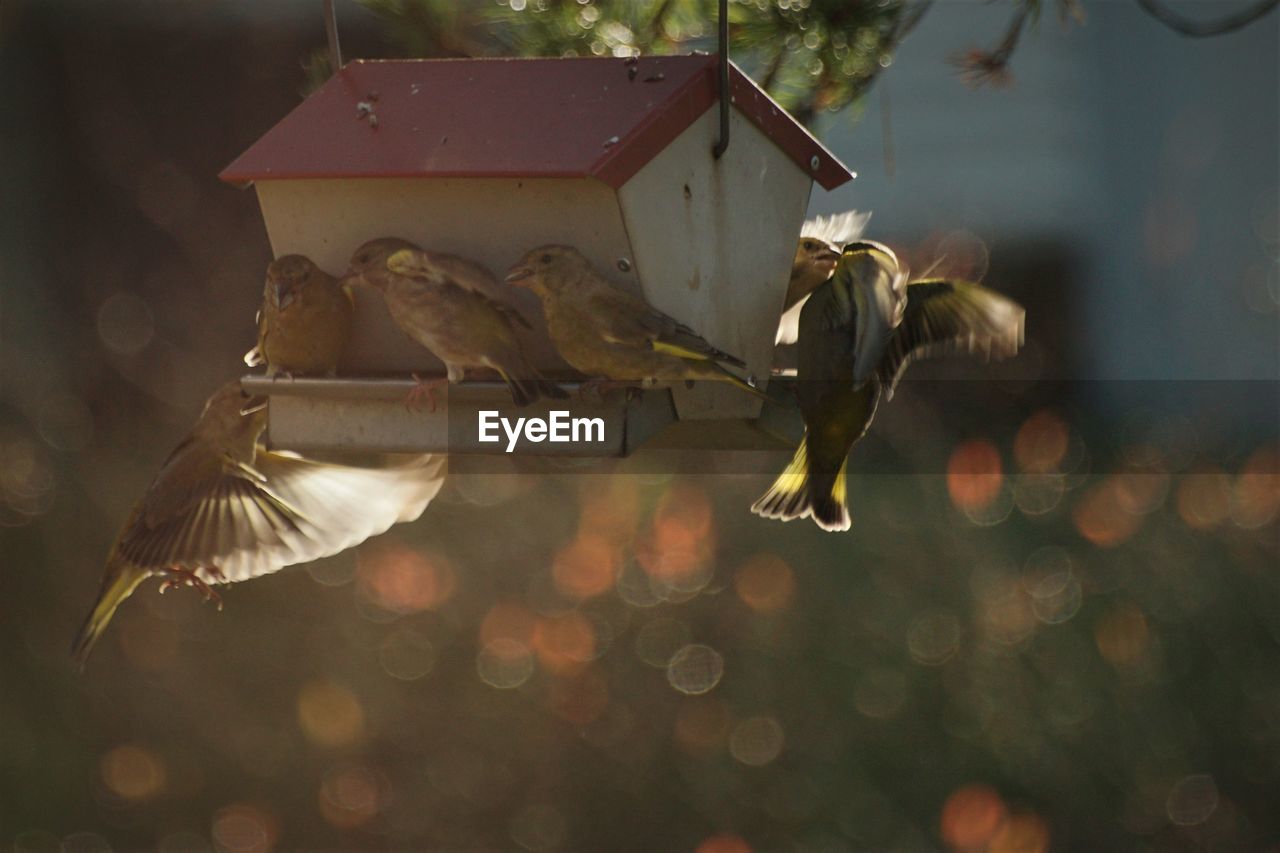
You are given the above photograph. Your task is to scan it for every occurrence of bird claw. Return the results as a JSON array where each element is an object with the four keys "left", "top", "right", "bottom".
[
  {"left": 404, "top": 374, "right": 447, "bottom": 413},
  {"left": 158, "top": 566, "right": 224, "bottom": 611},
  {"left": 578, "top": 379, "right": 641, "bottom": 401}
]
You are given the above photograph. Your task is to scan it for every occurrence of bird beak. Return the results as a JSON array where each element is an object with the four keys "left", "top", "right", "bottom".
[{"left": 505, "top": 266, "right": 533, "bottom": 285}]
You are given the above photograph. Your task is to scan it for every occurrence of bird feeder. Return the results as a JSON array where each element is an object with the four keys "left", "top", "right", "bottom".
[{"left": 222, "top": 55, "right": 852, "bottom": 456}]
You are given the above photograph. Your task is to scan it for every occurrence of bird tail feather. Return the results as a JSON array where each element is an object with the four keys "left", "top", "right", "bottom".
[
  {"left": 71, "top": 563, "right": 147, "bottom": 669},
  {"left": 700, "top": 362, "right": 774, "bottom": 402},
  {"left": 750, "top": 438, "right": 852, "bottom": 532}
]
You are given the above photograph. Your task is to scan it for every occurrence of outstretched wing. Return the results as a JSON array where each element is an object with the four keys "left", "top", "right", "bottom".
[
  {"left": 876, "top": 278, "right": 1025, "bottom": 398},
  {"left": 801, "top": 210, "right": 872, "bottom": 246},
  {"left": 115, "top": 452, "right": 446, "bottom": 584}
]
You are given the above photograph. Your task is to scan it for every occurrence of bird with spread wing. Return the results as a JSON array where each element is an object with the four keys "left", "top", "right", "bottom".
[
  {"left": 752, "top": 240, "right": 1025, "bottom": 532},
  {"left": 72, "top": 381, "right": 446, "bottom": 666}
]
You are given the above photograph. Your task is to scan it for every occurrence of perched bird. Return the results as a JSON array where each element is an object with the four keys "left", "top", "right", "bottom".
[
  {"left": 72, "top": 380, "right": 446, "bottom": 667},
  {"left": 244, "top": 254, "right": 354, "bottom": 376},
  {"left": 752, "top": 240, "right": 1025, "bottom": 532},
  {"left": 345, "top": 237, "right": 533, "bottom": 330},
  {"left": 777, "top": 210, "right": 872, "bottom": 346},
  {"left": 505, "top": 245, "right": 762, "bottom": 397},
  {"left": 344, "top": 240, "right": 562, "bottom": 407}
]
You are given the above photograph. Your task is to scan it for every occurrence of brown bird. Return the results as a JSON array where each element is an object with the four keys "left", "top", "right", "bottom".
[
  {"left": 506, "top": 245, "right": 763, "bottom": 397},
  {"left": 72, "top": 380, "right": 446, "bottom": 667},
  {"left": 244, "top": 254, "right": 354, "bottom": 376},
  {"left": 752, "top": 240, "right": 1024, "bottom": 531},
  {"left": 778, "top": 210, "right": 871, "bottom": 346},
  {"left": 344, "top": 239, "right": 563, "bottom": 407}
]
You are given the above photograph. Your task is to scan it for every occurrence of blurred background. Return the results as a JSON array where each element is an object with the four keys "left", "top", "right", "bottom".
[{"left": 1, "top": 1, "right": 1276, "bottom": 850}]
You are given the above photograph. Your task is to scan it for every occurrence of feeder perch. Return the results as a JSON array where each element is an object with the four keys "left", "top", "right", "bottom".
[{"left": 221, "top": 56, "right": 852, "bottom": 455}]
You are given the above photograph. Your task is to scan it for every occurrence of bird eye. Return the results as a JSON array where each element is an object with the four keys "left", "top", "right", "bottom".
[
  {"left": 803, "top": 240, "right": 816, "bottom": 250},
  {"left": 540, "top": 254, "right": 552, "bottom": 264}
]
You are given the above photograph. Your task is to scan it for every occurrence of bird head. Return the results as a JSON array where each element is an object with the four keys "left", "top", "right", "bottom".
[
  {"left": 384, "top": 247, "right": 444, "bottom": 282},
  {"left": 504, "top": 245, "right": 588, "bottom": 295},
  {"left": 793, "top": 237, "right": 841, "bottom": 279},
  {"left": 198, "top": 381, "right": 269, "bottom": 441},
  {"left": 343, "top": 237, "right": 421, "bottom": 290},
  {"left": 266, "top": 254, "right": 317, "bottom": 309}
]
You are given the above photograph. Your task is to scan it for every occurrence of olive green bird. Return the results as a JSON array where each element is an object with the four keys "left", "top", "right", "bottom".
[
  {"left": 344, "top": 239, "right": 562, "bottom": 408},
  {"left": 72, "top": 380, "right": 447, "bottom": 667},
  {"left": 777, "top": 210, "right": 872, "bottom": 346},
  {"left": 752, "top": 240, "right": 1025, "bottom": 532},
  {"left": 244, "top": 254, "right": 353, "bottom": 376},
  {"left": 506, "top": 245, "right": 763, "bottom": 397}
]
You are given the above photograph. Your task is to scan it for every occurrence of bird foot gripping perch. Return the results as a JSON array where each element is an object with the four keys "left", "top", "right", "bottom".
[
  {"left": 158, "top": 565, "right": 225, "bottom": 611},
  {"left": 404, "top": 374, "right": 449, "bottom": 413}
]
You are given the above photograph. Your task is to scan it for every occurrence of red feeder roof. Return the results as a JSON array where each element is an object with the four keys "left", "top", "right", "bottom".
[{"left": 219, "top": 56, "right": 852, "bottom": 191}]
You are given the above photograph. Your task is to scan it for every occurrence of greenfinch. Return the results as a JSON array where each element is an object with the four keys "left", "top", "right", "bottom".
[
  {"left": 752, "top": 240, "right": 1025, "bottom": 532},
  {"left": 72, "top": 380, "right": 446, "bottom": 667},
  {"left": 344, "top": 239, "right": 563, "bottom": 407},
  {"left": 778, "top": 210, "right": 871, "bottom": 346},
  {"left": 244, "top": 254, "right": 354, "bottom": 376},
  {"left": 505, "top": 245, "right": 762, "bottom": 398}
]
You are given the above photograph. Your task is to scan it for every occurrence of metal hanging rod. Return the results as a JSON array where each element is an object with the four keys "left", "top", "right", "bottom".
[
  {"left": 712, "top": 0, "right": 730, "bottom": 158},
  {"left": 324, "top": 0, "right": 343, "bottom": 73}
]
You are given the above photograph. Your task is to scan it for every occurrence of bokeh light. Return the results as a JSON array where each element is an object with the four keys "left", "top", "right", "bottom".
[
  {"left": 99, "top": 743, "right": 167, "bottom": 802},
  {"left": 319, "top": 762, "right": 382, "bottom": 829},
  {"left": 695, "top": 833, "right": 753, "bottom": 853},
  {"left": 1014, "top": 409, "right": 1070, "bottom": 474},
  {"left": 478, "top": 638, "right": 536, "bottom": 689},
  {"left": 940, "top": 784, "right": 1007, "bottom": 850},
  {"left": 211, "top": 803, "right": 277, "bottom": 853},
  {"left": 728, "top": 715, "right": 785, "bottom": 767},
  {"left": 1073, "top": 478, "right": 1143, "bottom": 547},
  {"left": 379, "top": 626, "right": 436, "bottom": 680},
  {"left": 357, "top": 540, "right": 455, "bottom": 614},
  {"left": 96, "top": 291, "right": 154, "bottom": 355},
  {"left": 1094, "top": 603, "right": 1150, "bottom": 668},
  {"left": 733, "top": 553, "right": 796, "bottom": 613},
  {"left": 533, "top": 611, "right": 598, "bottom": 674},
  {"left": 297, "top": 679, "right": 365, "bottom": 748},
  {"left": 667, "top": 643, "right": 725, "bottom": 695},
  {"left": 1175, "top": 467, "right": 1233, "bottom": 530},
  {"left": 551, "top": 532, "right": 619, "bottom": 600},
  {"left": 948, "top": 440, "right": 1004, "bottom": 515},
  {"left": 1232, "top": 445, "right": 1279, "bottom": 529},
  {"left": 639, "top": 482, "right": 717, "bottom": 596}
]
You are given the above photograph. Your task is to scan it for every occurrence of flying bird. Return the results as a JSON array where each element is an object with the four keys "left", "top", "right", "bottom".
[
  {"left": 778, "top": 210, "right": 872, "bottom": 346},
  {"left": 72, "top": 380, "right": 446, "bottom": 667},
  {"left": 752, "top": 240, "right": 1025, "bottom": 532},
  {"left": 344, "top": 239, "right": 563, "bottom": 408},
  {"left": 244, "top": 254, "right": 353, "bottom": 376},
  {"left": 506, "top": 245, "right": 763, "bottom": 398}
]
